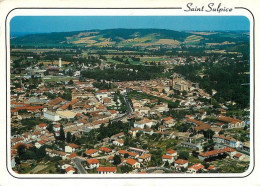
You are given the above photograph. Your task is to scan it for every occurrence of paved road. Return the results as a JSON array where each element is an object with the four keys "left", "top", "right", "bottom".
[
  {"left": 73, "top": 157, "right": 88, "bottom": 174},
  {"left": 112, "top": 94, "right": 133, "bottom": 122},
  {"left": 145, "top": 166, "right": 172, "bottom": 173}
]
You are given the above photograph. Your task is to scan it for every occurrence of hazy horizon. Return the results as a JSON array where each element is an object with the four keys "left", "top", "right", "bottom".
[{"left": 10, "top": 16, "right": 250, "bottom": 34}]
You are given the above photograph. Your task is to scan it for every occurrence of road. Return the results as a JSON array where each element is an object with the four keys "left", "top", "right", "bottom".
[
  {"left": 112, "top": 93, "right": 133, "bottom": 122},
  {"left": 73, "top": 157, "right": 88, "bottom": 174}
]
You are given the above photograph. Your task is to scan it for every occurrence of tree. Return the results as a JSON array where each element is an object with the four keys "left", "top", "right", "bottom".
[
  {"left": 66, "top": 132, "right": 72, "bottom": 143},
  {"left": 17, "top": 144, "right": 26, "bottom": 157},
  {"left": 113, "top": 155, "right": 121, "bottom": 166},
  {"left": 72, "top": 134, "right": 76, "bottom": 143},
  {"left": 59, "top": 125, "right": 65, "bottom": 141},
  {"left": 124, "top": 153, "right": 129, "bottom": 158},
  {"left": 203, "top": 129, "right": 215, "bottom": 139},
  {"left": 47, "top": 124, "right": 54, "bottom": 133},
  {"left": 21, "top": 150, "right": 37, "bottom": 160},
  {"left": 164, "top": 161, "right": 169, "bottom": 167},
  {"left": 121, "top": 165, "right": 133, "bottom": 173},
  {"left": 36, "top": 146, "right": 46, "bottom": 160},
  {"left": 68, "top": 80, "right": 74, "bottom": 85},
  {"left": 178, "top": 151, "right": 189, "bottom": 160}
]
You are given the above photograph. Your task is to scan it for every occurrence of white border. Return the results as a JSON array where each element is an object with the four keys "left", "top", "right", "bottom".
[{"left": 5, "top": 8, "right": 255, "bottom": 178}]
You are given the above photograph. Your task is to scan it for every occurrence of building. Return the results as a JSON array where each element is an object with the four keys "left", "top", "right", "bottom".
[
  {"left": 174, "top": 159, "right": 189, "bottom": 170},
  {"left": 198, "top": 147, "right": 236, "bottom": 161},
  {"left": 187, "top": 163, "right": 204, "bottom": 173},
  {"left": 44, "top": 110, "right": 60, "bottom": 121},
  {"left": 138, "top": 154, "right": 151, "bottom": 163},
  {"left": 65, "top": 143, "right": 79, "bottom": 153},
  {"left": 86, "top": 158, "right": 99, "bottom": 169},
  {"left": 97, "top": 167, "right": 117, "bottom": 174},
  {"left": 162, "top": 154, "right": 174, "bottom": 164},
  {"left": 126, "top": 159, "right": 140, "bottom": 169},
  {"left": 85, "top": 149, "right": 99, "bottom": 157}
]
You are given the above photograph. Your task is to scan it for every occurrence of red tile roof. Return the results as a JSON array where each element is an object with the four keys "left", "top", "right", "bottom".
[
  {"left": 99, "top": 147, "right": 112, "bottom": 153},
  {"left": 38, "top": 123, "right": 47, "bottom": 128},
  {"left": 163, "top": 117, "right": 173, "bottom": 121},
  {"left": 199, "top": 147, "right": 236, "bottom": 157},
  {"left": 97, "top": 167, "right": 117, "bottom": 172},
  {"left": 139, "top": 154, "right": 151, "bottom": 159},
  {"left": 48, "top": 97, "right": 65, "bottom": 105},
  {"left": 97, "top": 90, "right": 109, "bottom": 93},
  {"left": 65, "top": 166, "right": 75, "bottom": 173},
  {"left": 109, "top": 110, "right": 117, "bottom": 114},
  {"left": 175, "top": 159, "right": 188, "bottom": 165},
  {"left": 68, "top": 143, "right": 79, "bottom": 148},
  {"left": 217, "top": 115, "right": 243, "bottom": 124},
  {"left": 166, "top": 149, "right": 177, "bottom": 154},
  {"left": 118, "top": 150, "right": 129, "bottom": 155},
  {"left": 85, "top": 149, "right": 98, "bottom": 155},
  {"left": 208, "top": 165, "right": 216, "bottom": 170},
  {"left": 162, "top": 155, "right": 172, "bottom": 159},
  {"left": 188, "top": 163, "right": 204, "bottom": 171},
  {"left": 68, "top": 153, "right": 77, "bottom": 159},
  {"left": 13, "top": 142, "right": 25, "bottom": 149},
  {"left": 126, "top": 158, "right": 137, "bottom": 165},
  {"left": 60, "top": 99, "right": 78, "bottom": 110},
  {"left": 87, "top": 158, "right": 99, "bottom": 164},
  {"left": 234, "top": 153, "right": 242, "bottom": 158}
]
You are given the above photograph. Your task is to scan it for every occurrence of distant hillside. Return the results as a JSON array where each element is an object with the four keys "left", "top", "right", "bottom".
[{"left": 10, "top": 28, "right": 249, "bottom": 49}]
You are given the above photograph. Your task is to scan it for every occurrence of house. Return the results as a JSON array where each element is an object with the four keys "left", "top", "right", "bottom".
[
  {"left": 134, "top": 118, "right": 155, "bottom": 129},
  {"left": 65, "top": 143, "right": 79, "bottom": 153},
  {"left": 85, "top": 149, "right": 99, "bottom": 157},
  {"left": 65, "top": 166, "right": 76, "bottom": 174},
  {"left": 128, "top": 147, "right": 149, "bottom": 155},
  {"left": 162, "top": 117, "right": 176, "bottom": 127},
  {"left": 11, "top": 157, "right": 16, "bottom": 168},
  {"left": 166, "top": 149, "right": 178, "bottom": 157},
  {"left": 99, "top": 147, "right": 112, "bottom": 154},
  {"left": 213, "top": 134, "right": 243, "bottom": 148},
  {"left": 86, "top": 158, "right": 99, "bottom": 169},
  {"left": 44, "top": 110, "right": 60, "bottom": 121},
  {"left": 113, "top": 139, "right": 124, "bottom": 146},
  {"left": 35, "top": 140, "right": 46, "bottom": 149},
  {"left": 126, "top": 158, "right": 140, "bottom": 169},
  {"left": 53, "top": 124, "right": 61, "bottom": 132},
  {"left": 108, "top": 156, "right": 114, "bottom": 163},
  {"left": 174, "top": 159, "right": 188, "bottom": 170},
  {"left": 61, "top": 164, "right": 71, "bottom": 170},
  {"left": 138, "top": 154, "right": 151, "bottom": 163},
  {"left": 158, "top": 125, "right": 166, "bottom": 132},
  {"left": 127, "top": 152, "right": 139, "bottom": 159},
  {"left": 45, "top": 148, "right": 68, "bottom": 160},
  {"left": 208, "top": 165, "right": 216, "bottom": 171},
  {"left": 233, "top": 153, "right": 245, "bottom": 160},
  {"left": 68, "top": 152, "right": 77, "bottom": 159},
  {"left": 129, "top": 127, "right": 142, "bottom": 138},
  {"left": 198, "top": 147, "right": 236, "bottom": 161},
  {"left": 187, "top": 163, "right": 204, "bottom": 173},
  {"left": 143, "top": 128, "right": 153, "bottom": 135},
  {"left": 38, "top": 123, "right": 47, "bottom": 130},
  {"left": 217, "top": 115, "right": 245, "bottom": 129},
  {"left": 110, "top": 132, "right": 125, "bottom": 140},
  {"left": 97, "top": 167, "right": 117, "bottom": 174},
  {"left": 162, "top": 154, "right": 174, "bottom": 164},
  {"left": 181, "top": 141, "right": 203, "bottom": 151}
]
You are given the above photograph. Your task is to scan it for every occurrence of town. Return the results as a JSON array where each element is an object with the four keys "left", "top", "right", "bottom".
[{"left": 10, "top": 28, "right": 250, "bottom": 174}]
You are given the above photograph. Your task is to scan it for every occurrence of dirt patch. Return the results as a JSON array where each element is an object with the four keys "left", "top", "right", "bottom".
[{"left": 29, "top": 165, "right": 48, "bottom": 174}]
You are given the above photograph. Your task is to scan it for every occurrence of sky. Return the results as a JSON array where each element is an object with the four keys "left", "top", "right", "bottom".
[{"left": 10, "top": 16, "right": 250, "bottom": 33}]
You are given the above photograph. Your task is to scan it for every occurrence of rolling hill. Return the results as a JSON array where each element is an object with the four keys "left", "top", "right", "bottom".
[{"left": 10, "top": 28, "right": 249, "bottom": 49}]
